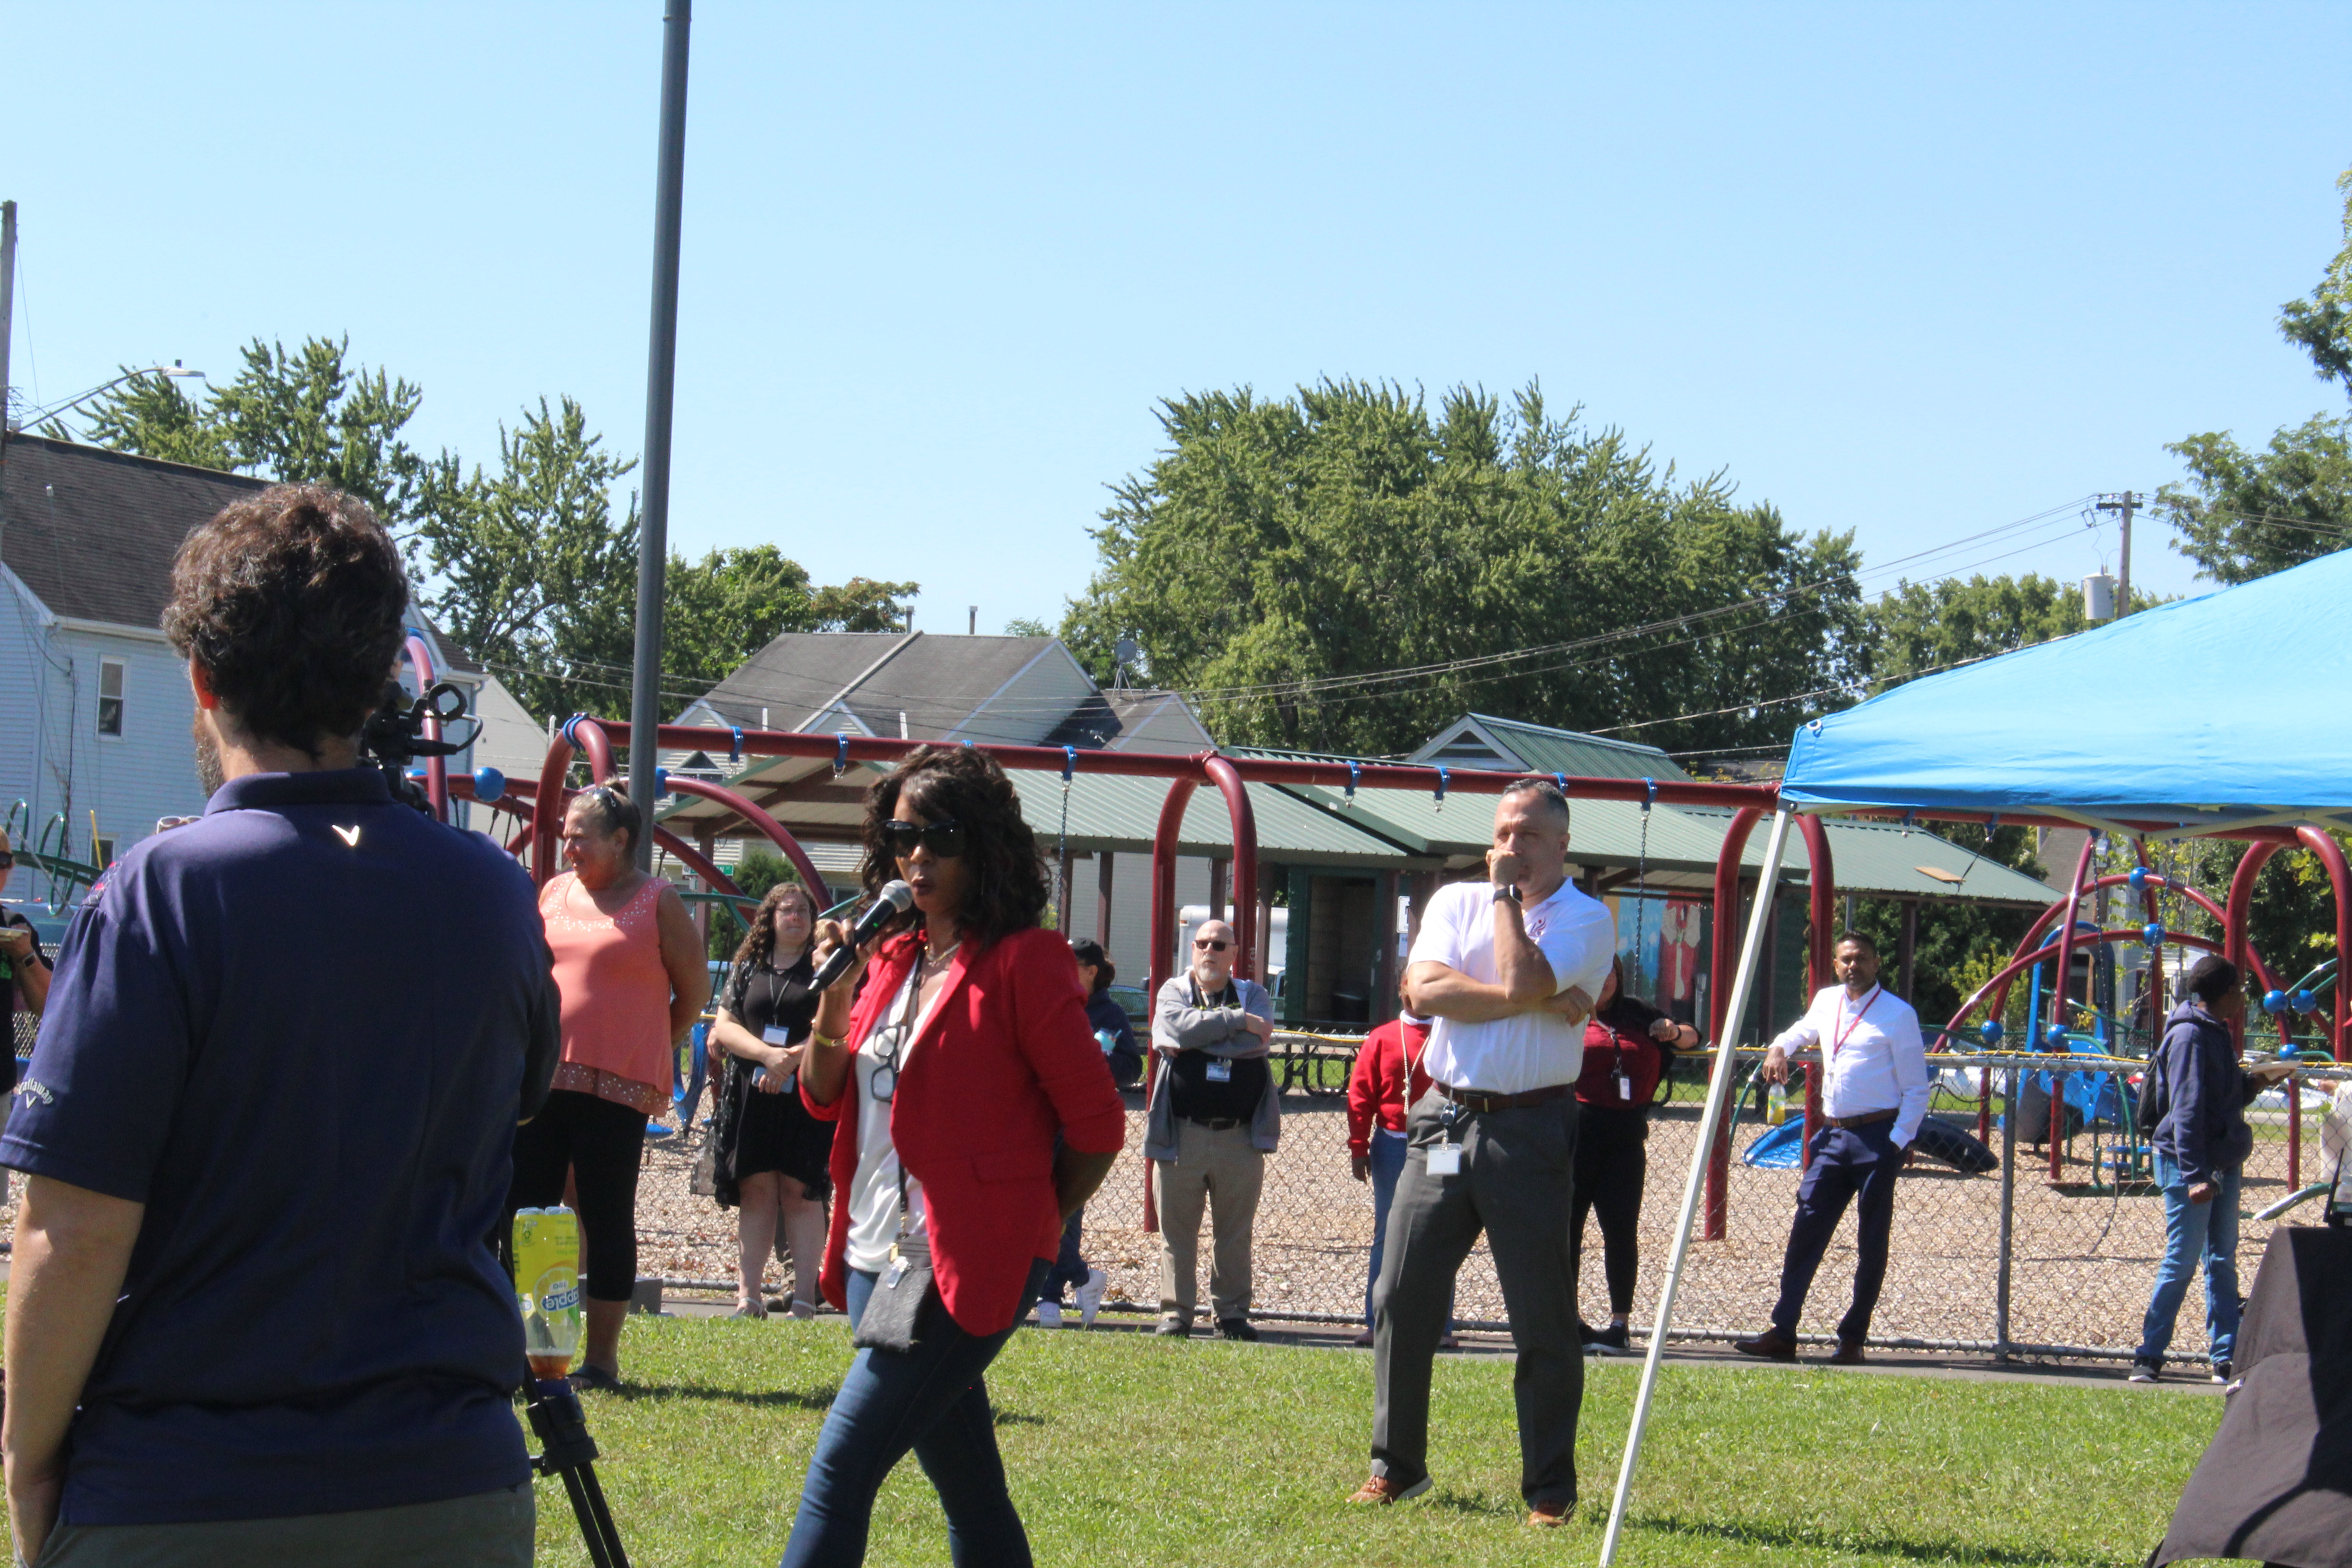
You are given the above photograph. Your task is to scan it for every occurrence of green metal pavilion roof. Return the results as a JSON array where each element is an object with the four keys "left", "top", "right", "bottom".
[
  {"left": 999, "top": 767, "right": 1437, "bottom": 871},
  {"left": 1425, "top": 713, "right": 1699, "bottom": 783},
  {"left": 655, "top": 753, "right": 1431, "bottom": 871},
  {"left": 1235, "top": 750, "right": 2051, "bottom": 905},
  {"left": 657, "top": 748, "right": 2054, "bottom": 906}
]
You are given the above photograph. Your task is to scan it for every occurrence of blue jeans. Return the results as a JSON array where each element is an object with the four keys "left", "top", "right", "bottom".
[
  {"left": 1037, "top": 1212, "right": 1087, "bottom": 1307},
  {"left": 2136, "top": 1152, "right": 2242, "bottom": 1368},
  {"left": 779, "top": 1256, "right": 1051, "bottom": 1568},
  {"left": 1366, "top": 1127, "right": 1454, "bottom": 1331}
]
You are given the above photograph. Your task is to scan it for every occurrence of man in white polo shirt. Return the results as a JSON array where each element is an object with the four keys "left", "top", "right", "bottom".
[
  {"left": 1734, "top": 929, "right": 1929, "bottom": 1365},
  {"left": 1348, "top": 779, "right": 1613, "bottom": 1528}
]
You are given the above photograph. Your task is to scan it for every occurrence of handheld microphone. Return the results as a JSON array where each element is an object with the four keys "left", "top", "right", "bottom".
[{"left": 812, "top": 880, "right": 915, "bottom": 991}]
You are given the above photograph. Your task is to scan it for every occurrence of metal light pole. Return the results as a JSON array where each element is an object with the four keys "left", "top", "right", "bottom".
[
  {"left": 2, "top": 201, "right": 17, "bottom": 437},
  {"left": 628, "top": 0, "right": 692, "bottom": 868}
]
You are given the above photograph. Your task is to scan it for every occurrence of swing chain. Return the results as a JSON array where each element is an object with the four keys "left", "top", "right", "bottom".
[
  {"left": 1052, "top": 746, "right": 1076, "bottom": 920},
  {"left": 1631, "top": 779, "right": 1654, "bottom": 999}
]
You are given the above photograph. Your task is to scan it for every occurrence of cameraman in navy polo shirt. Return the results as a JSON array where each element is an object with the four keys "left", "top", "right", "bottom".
[{"left": 1, "top": 485, "right": 560, "bottom": 1567}]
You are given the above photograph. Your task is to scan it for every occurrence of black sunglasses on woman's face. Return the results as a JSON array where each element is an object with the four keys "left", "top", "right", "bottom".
[{"left": 882, "top": 817, "right": 966, "bottom": 860}]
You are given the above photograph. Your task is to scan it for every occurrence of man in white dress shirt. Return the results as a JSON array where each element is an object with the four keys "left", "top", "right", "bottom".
[
  {"left": 1734, "top": 930, "right": 1929, "bottom": 1365},
  {"left": 1348, "top": 780, "right": 1613, "bottom": 1527}
]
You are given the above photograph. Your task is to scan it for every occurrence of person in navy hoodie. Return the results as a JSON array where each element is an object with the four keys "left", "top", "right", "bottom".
[{"left": 2129, "top": 956, "right": 2298, "bottom": 1385}]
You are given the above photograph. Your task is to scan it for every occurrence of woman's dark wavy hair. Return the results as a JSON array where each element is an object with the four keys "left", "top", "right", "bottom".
[
  {"left": 728, "top": 880, "right": 819, "bottom": 975},
  {"left": 857, "top": 745, "right": 1049, "bottom": 951},
  {"left": 162, "top": 484, "right": 410, "bottom": 756}
]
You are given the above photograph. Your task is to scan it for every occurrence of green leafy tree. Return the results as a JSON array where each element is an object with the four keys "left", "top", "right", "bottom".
[
  {"left": 57, "top": 335, "right": 424, "bottom": 520},
  {"left": 806, "top": 578, "right": 918, "bottom": 634},
  {"left": 64, "top": 337, "right": 917, "bottom": 725},
  {"left": 405, "top": 397, "right": 643, "bottom": 721},
  {"left": 55, "top": 369, "right": 231, "bottom": 470},
  {"left": 1858, "top": 571, "right": 2168, "bottom": 688},
  {"left": 664, "top": 551, "right": 916, "bottom": 685},
  {"left": 1058, "top": 379, "right": 1865, "bottom": 756},
  {"left": 2161, "top": 166, "right": 2352, "bottom": 584}
]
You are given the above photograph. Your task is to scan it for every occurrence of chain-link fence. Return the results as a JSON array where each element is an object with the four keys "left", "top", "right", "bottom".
[{"left": 583, "top": 1031, "right": 2352, "bottom": 1366}]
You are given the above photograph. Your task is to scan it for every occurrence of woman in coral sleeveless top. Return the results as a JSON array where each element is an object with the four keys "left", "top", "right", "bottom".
[{"left": 508, "top": 785, "right": 709, "bottom": 1388}]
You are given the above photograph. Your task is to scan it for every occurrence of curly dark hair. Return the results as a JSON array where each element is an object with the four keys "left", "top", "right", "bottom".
[
  {"left": 856, "top": 745, "right": 1049, "bottom": 951},
  {"left": 162, "top": 484, "right": 410, "bottom": 756},
  {"left": 727, "top": 880, "right": 819, "bottom": 975}
]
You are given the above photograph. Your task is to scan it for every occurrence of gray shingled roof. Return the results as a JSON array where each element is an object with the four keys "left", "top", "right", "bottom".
[
  {"left": 694, "top": 631, "right": 1076, "bottom": 744},
  {"left": 0, "top": 435, "right": 266, "bottom": 628}
]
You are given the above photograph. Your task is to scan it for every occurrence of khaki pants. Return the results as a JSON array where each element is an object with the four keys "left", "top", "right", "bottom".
[{"left": 1152, "top": 1118, "right": 1265, "bottom": 1324}]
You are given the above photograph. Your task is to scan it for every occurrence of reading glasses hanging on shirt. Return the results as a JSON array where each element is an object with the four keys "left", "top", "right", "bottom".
[{"left": 868, "top": 1024, "right": 904, "bottom": 1102}]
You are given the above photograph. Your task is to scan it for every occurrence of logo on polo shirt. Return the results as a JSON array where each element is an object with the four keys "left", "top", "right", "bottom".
[
  {"left": 333, "top": 825, "right": 362, "bottom": 848},
  {"left": 12, "top": 1079, "right": 54, "bottom": 1107}
]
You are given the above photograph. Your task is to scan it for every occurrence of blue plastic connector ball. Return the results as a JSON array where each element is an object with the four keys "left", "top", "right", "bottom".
[
  {"left": 2264, "top": 989, "right": 2290, "bottom": 1015},
  {"left": 1979, "top": 1019, "right": 2004, "bottom": 1047},
  {"left": 654, "top": 766, "right": 671, "bottom": 799},
  {"left": 2142, "top": 923, "right": 2166, "bottom": 949},
  {"left": 2127, "top": 867, "right": 2149, "bottom": 892},
  {"left": 2045, "top": 1025, "right": 2071, "bottom": 1051},
  {"left": 2294, "top": 989, "right": 2320, "bottom": 1015},
  {"left": 472, "top": 766, "right": 506, "bottom": 804}
]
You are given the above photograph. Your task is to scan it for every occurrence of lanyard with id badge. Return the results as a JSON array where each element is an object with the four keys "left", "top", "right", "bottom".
[
  {"left": 1192, "top": 976, "right": 1238, "bottom": 1082},
  {"left": 851, "top": 951, "right": 941, "bottom": 1354},
  {"left": 1426, "top": 1099, "right": 1466, "bottom": 1177}
]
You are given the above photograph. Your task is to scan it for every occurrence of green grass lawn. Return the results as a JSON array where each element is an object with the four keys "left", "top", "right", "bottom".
[{"left": 531, "top": 1318, "right": 2226, "bottom": 1567}]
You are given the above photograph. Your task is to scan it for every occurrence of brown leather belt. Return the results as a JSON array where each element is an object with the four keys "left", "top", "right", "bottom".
[
  {"left": 1823, "top": 1108, "right": 1896, "bottom": 1129},
  {"left": 1435, "top": 1082, "right": 1574, "bottom": 1114}
]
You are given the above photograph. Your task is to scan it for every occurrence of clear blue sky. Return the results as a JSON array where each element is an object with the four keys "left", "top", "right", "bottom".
[{"left": 7, "top": 2, "right": 2348, "bottom": 639}]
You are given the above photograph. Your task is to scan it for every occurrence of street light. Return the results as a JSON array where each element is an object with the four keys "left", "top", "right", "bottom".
[{"left": 9, "top": 361, "right": 206, "bottom": 434}]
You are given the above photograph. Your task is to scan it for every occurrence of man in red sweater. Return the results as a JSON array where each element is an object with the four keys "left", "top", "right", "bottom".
[{"left": 1345, "top": 982, "right": 1453, "bottom": 1348}]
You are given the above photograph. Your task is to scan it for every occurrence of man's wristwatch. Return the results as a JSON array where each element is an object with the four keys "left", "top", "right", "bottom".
[{"left": 1493, "top": 885, "right": 1522, "bottom": 904}]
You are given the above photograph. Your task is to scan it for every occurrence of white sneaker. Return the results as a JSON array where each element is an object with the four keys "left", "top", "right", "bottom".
[
  {"left": 1075, "top": 1268, "right": 1109, "bottom": 1328},
  {"left": 1036, "top": 1300, "right": 1063, "bottom": 1329}
]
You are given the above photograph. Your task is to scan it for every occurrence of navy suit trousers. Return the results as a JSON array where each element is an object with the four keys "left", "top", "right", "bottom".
[{"left": 1769, "top": 1120, "right": 1902, "bottom": 1343}]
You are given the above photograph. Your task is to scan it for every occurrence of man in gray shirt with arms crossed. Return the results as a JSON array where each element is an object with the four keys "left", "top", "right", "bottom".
[
  {"left": 1145, "top": 918, "right": 1279, "bottom": 1340},
  {"left": 1349, "top": 779, "right": 1612, "bottom": 1527}
]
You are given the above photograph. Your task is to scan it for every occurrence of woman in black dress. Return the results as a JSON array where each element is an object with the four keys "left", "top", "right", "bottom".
[
  {"left": 1573, "top": 955, "right": 1700, "bottom": 1351},
  {"left": 707, "top": 882, "right": 835, "bottom": 1317}
]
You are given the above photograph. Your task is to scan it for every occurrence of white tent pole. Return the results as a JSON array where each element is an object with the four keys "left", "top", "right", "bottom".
[{"left": 1599, "top": 804, "right": 1794, "bottom": 1566}]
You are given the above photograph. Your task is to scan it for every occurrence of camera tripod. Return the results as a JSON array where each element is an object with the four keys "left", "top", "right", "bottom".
[{"left": 524, "top": 1375, "right": 632, "bottom": 1568}]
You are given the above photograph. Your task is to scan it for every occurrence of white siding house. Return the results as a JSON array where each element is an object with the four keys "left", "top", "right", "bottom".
[{"left": 0, "top": 436, "right": 535, "bottom": 867}]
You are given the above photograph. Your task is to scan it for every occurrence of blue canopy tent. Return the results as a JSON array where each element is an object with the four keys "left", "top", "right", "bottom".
[
  {"left": 1780, "top": 547, "right": 2352, "bottom": 837},
  {"left": 1602, "top": 548, "right": 2352, "bottom": 1563}
]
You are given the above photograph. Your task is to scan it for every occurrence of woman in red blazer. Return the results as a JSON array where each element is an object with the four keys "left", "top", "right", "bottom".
[{"left": 780, "top": 745, "right": 1127, "bottom": 1568}]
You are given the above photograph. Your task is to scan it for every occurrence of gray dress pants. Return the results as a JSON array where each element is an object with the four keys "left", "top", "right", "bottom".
[{"left": 1370, "top": 1089, "right": 1583, "bottom": 1509}]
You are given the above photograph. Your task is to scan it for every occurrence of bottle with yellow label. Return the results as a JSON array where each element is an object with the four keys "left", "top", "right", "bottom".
[
  {"left": 1766, "top": 1078, "right": 1789, "bottom": 1127},
  {"left": 513, "top": 1206, "right": 583, "bottom": 1380}
]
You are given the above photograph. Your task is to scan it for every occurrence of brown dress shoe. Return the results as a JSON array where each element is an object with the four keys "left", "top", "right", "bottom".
[
  {"left": 1732, "top": 1328, "right": 1799, "bottom": 1361},
  {"left": 1527, "top": 1498, "right": 1575, "bottom": 1527},
  {"left": 1828, "top": 1339, "right": 1867, "bottom": 1365},
  {"left": 1348, "top": 1473, "right": 1433, "bottom": 1504}
]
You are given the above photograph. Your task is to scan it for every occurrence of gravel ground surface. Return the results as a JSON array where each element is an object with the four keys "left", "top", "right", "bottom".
[
  {"left": 6, "top": 1076, "right": 2312, "bottom": 1365},
  {"left": 633, "top": 1083, "right": 2318, "bottom": 1360}
]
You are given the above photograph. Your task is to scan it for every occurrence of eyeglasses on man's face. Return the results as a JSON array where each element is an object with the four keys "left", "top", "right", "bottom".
[
  {"left": 882, "top": 817, "right": 966, "bottom": 860},
  {"left": 1193, "top": 937, "right": 1230, "bottom": 953}
]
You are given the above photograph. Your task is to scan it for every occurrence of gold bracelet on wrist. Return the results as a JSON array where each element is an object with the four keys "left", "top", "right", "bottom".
[{"left": 812, "top": 1030, "right": 847, "bottom": 1050}]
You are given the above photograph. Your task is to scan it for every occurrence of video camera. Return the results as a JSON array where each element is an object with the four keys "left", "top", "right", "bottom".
[{"left": 357, "top": 679, "right": 479, "bottom": 813}]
